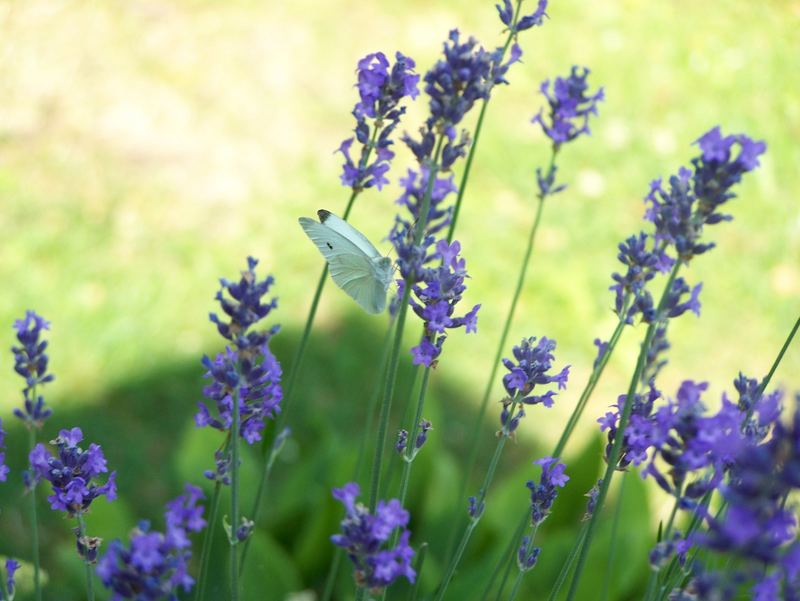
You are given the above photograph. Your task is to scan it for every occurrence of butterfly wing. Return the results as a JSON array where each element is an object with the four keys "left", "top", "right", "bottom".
[
  {"left": 316, "top": 209, "right": 382, "bottom": 259},
  {"left": 299, "top": 216, "right": 389, "bottom": 314}
]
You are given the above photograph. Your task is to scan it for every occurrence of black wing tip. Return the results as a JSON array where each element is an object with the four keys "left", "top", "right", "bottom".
[{"left": 317, "top": 209, "right": 332, "bottom": 223}]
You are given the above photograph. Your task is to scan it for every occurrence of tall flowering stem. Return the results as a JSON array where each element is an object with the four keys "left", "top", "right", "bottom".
[
  {"left": 446, "top": 0, "right": 549, "bottom": 241},
  {"left": 434, "top": 337, "right": 569, "bottom": 601},
  {"left": 12, "top": 310, "right": 55, "bottom": 601},
  {"left": 564, "top": 263, "right": 681, "bottom": 601},
  {"left": 368, "top": 138, "right": 444, "bottom": 513},
  {"left": 448, "top": 64, "right": 603, "bottom": 565},
  {"left": 196, "top": 257, "right": 281, "bottom": 598},
  {"left": 30, "top": 427, "right": 117, "bottom": 601}
]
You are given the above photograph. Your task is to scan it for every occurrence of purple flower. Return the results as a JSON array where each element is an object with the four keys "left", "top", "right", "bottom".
[
  {"left": 517, "top": 535, "right": 541, "bottom": 572},
  {"left": 498, "top": 0, "right": 549, "bottom": 31},
  {"left": 527, "top": 456, "right": 569, "bottom": 525},
  {"left": 609, "top": 232, "right": 663, "bottom": 324},
  {"left": 404, "top": 30, "right": 501, "bottom": 169},
  {"left": 330, "top": 482, "right": 415, "bottom": 591},
  {"left": 532, "top": 66, "right": 604, "bottom": 147},
  {"left": 197, "top": 258, "right": 283, "bottom": 446},
  {"left": 583, "top": 479, "right": 602, "bottom": 521},
  {"left": 499, "top": 336, "right": 569, "bottom": 433},
  {"left": 12, "top": 310, "right": 54, "bottom": 427},
  {"left": 415, "top": 419, "right": 432, "bottom": 450},
  {"left": 5, "top": 558, "right": 19, "bottom": 598},
  {"left": 408, "top": 240, "right": 480, "bottom": 367},
  {"left": 338, "top": 51, "right": 419, "bottom": 191},
  {"left": 30, "top": 427, "right": 116, "bottom": 516},
  {"left": 389, "top": 168, "right": 457, "bottom": 287},
  {"left": 645, "top": 127, "right": 766, "bottom": 263},
  {"left": 97, "top": 484, "right": 206, "bottom": 600}
]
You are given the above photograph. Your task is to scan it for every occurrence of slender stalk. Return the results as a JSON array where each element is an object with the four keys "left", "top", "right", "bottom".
[
  {"left": 27, "top": 423, "right": 42, "bottom": 601},
  {"left": 194, "top": 479, "right": 223, "bottom": 601},
  {"left": 76, "top": 513, "right": 95, "bottom": 601},
  {"left": 482, "top": 513, "right": 527, "bottom": 601},
  {"left": 230, "top": 386, "right": 241, "bottom": 600},
  {"left": 506, "top": 523, "right": 540, "bottom": 601},
  {"left": 368, "top": 139, "right": 444, "bottom": 512},
  {"left": 653, "top": 313, "right": 799, "bottom": 599},
  {"left": 480, "top": 311, "right": 628, "bottom": 599},
  {"left": 446, "top": 0, "right": 522, "bottom": 243},
  {"left": 321, "top": 321, "right": 395, "bottom": 601},
  {"left": 355, "top": 586, "right": 367, "bottom": 601},
  {"left": 564, "top": 263, "right": 681, "bottom": 601},
  {"left": 397, "top": 366, "right": 432, "bottom": 508},
  {"left": 408, "top": 543, "right": 428, "bottom": 601},
  {"left": 601, "top": 473, "right": 628, "bottom": 601},
  {"left": 545, "top": 524, "right": 589, "bottom": 601},
  {"left": 434, "top": 411, "right": 512, "bottom": 601}
]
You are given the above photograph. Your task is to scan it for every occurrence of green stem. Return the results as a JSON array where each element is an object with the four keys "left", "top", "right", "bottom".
[
  {"left": 321, "top": 320, "right": 395, "bottom": 601},
  {"left": 446, "top": 0, "right": 522, "bottom": 243},
  {"left": 434, "top": 418, "right": 512, "bottom": 601},
  {"left": 28, "top": 425, "right": 42, "bottom": 601},
  {"left": 506, "top": 523, "right": 540, "bottom": 601},
  {"left": 446, "top": 194, "right": 546, "bottom": 552},
  {"left": 545, "top": 523, "right": 589, "bottom": 601},
  {"left": 397, "top": 366, "right": 432, "bottom": 508},
  {"left": 564, "top": 263, "right": 681, "bottom": 601},
  {"left": 230, "top": 388, "right": 241, "bottom": 599},
  {"left": 480, "top": 311, "right": 628, "bottom": 600},
  {"left": 408, "top": 543, "right": 428, "bottom": 601},
  {"left": 194, "top": 478, "right": 224, "bottom": 601},
  {"left": 482, "top": 513, "right": 527, "bottom": 601},
  {"left": 368, "top": 139, "right": 444, "bottom": 512},
  {"left": 77, "top": 513, "right": 95, "bottom": 601},
  {"left": 601, "top": 473, "right": 628, "bottom": 601},
  {"left": 355, "top": 586, "right": 367, "bottom": 601}
]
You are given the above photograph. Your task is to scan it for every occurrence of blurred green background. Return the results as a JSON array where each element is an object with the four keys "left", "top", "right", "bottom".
[{"left": 0, "top": 0, "right": 798, "bottom": 599}]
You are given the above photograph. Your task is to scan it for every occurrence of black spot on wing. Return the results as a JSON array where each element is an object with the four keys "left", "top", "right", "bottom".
[
  {"left": 317, "top": 209, "right": 332, "bottom": 223},
  {"left": 326, "top": 242, "right": 333, "bottom": 250}
]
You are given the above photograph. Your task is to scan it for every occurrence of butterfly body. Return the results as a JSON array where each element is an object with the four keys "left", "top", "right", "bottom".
[{"left": 299, "top": 210, "right": 393, "bottom": 314}]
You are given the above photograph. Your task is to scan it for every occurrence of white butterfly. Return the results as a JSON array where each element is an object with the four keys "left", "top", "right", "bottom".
[{"left": 299, "top": 209, "right": 394, "bottom": 314}]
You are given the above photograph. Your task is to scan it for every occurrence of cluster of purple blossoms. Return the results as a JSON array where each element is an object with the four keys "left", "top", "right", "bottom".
[
  {"left": 645, "top": 127, "right": 766, "bottom": 263},
  {"left": 404, "top": 29, "right": 520, "bottom": 170},
  {"left": 330, "top": 482, "right": 415, "bottom": 592},
  {"left": 497, "top": 0, "right": 548, "bottom": 33},
  {"left": 598, "top": 384, "right": 661, "bottom": 470},
  {"left": 527, "top": 456, "right": 569, "bottom": 525},
  {"left": 196, "top": 257, "right": 283, "bottom": 445},
  {"left": 29, "top": 427, "right": 117, "bottom": 516},
  {"left": 499, "top": 337, "right": 569, "bottom": 435},
  {"left": 531, "top": 66, "right": 604, "bottom": 149},
  {"left": 338, "top": 51, "right": 420, "bottom": 191},
  {"left": 12, "top": 310, "right": 54, "bottom": 427},
  {"left": 531, "top": 66, "right": 603, "bottom": 196},
  {"left": 406, "top": 240, "right": 480, "bottom": 367},
  {"left": 97, "top": 484, "right": 206, "bottom": 600},
  {"left": 687, "top": 407, "right": 800, "bottom": 599},
  {"left": 396, "top": 419, "right": 432, "bottom": 455}
]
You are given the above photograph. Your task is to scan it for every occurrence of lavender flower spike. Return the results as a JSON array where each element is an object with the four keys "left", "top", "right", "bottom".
[
  {"left": 408, "top": 239, "right": 480, "bottom": 367},
  {"left": 338, "top": 51, "right": 420, "bottom": 191},
  {"left": 499, "top": 336, "right": 570, "bottom": 434},
  {"left": 97, "top": 484, "right": 207, "bottom": 600},
  {"left": 197, "top": 257, "right": 283, "bottom": 445},
  {"left": 29, "top": 427, "right": 117, "bottom": 516},
  {"left": 12, "top": 310, "right": 54, "bottom": 427},
  {"left": 532, "top": 66, "right": 604, "bottom": 148},
  {"left": 528, "top": 456, "right": 569, "bottom": 525},
  {"left": 331, "top": 482, "right": 415, "bottom": 592}
]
